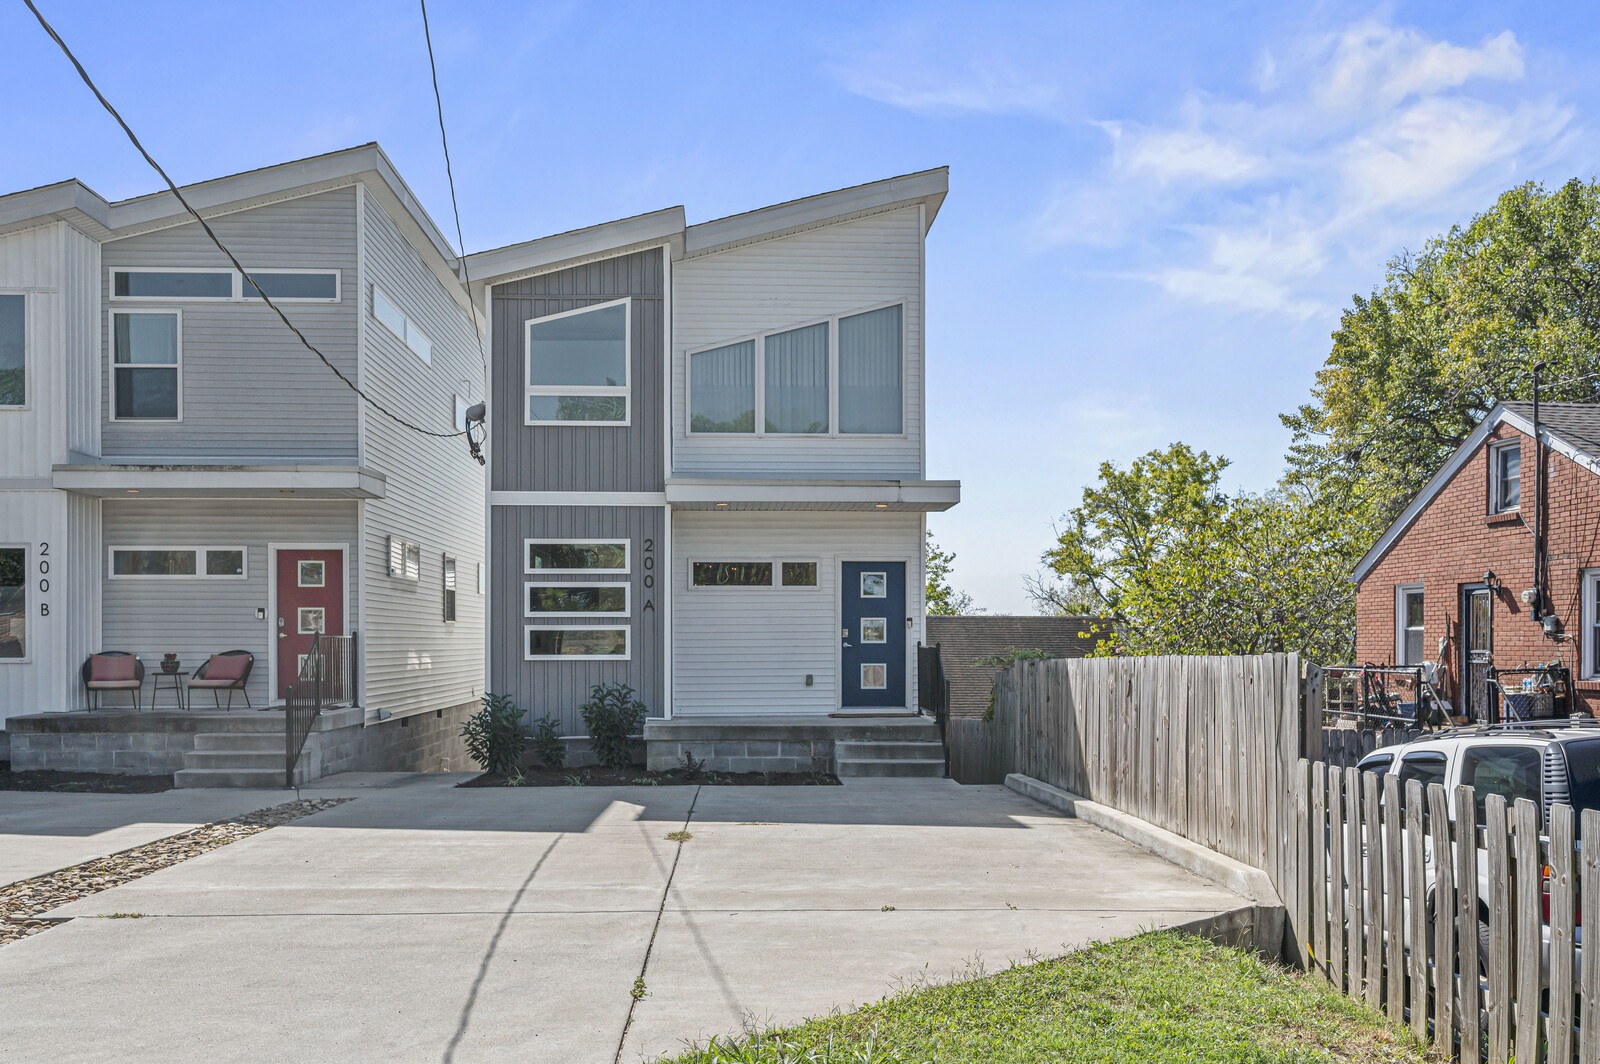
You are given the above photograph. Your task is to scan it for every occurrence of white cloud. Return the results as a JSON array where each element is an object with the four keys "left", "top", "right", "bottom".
[
  {"left": 1314, "top": 23, "right": 1524, "bottom": 114},
  {"left": 832, "top": 49, "right": 1062, "bottom": 117},
  {"left": 1117, "top": 128, "right": 1265, "bottom": 184}
]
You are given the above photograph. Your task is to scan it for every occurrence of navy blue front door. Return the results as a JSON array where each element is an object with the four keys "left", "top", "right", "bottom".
[{"left": 841, "top": 562, "right": 906, "bottom": 708}]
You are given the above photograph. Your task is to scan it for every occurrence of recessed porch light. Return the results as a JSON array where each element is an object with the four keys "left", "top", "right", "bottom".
[
  {"left": 126, "top": 489, "right": 140, "bottom": 494},
  {"left": 874, "top": 502, "right": 888, "bottom": 509},
  {"left": 715, "top": 502, "right": 729, "bottom": 508}
]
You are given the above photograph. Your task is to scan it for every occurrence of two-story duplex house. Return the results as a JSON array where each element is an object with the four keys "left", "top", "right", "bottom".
[
  {"left": 465, "top": 170, "right": 960, "bottom": 775},
  {"left": 0, "top": 145, "right": 486, "bottom": 784}
]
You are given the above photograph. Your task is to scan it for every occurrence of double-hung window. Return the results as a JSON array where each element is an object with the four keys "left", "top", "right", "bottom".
[
  {"left": 525, "top": 299, "right": 629, "bottom": 425},
  {"left": 0, "top": 294, "right": 23, "bottom": 408},
  {"left": 1491, "top": 440, "right": 1521, "bottom": 512},
  {"left": 112, "top": 310, "right": 181, "bottom": 420},
  {"left": 1583, "top": 570, "right": 1600, "bottom": 681},
  {"left": 1395, "top": 584, "right": 1424, "bottom": 665},
  {"left": 688, "top": 303, "right": 903, "bottom": 437}
]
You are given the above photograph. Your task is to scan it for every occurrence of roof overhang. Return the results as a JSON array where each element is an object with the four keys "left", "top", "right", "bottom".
[
  {"left": 463, "top": 207, "right": 685, "bottom": 291},
  {"left": 52, "top": 464, "right": 387, "bottom": 500},
  {"left": 665, "top": 478, "right": 959, "bottom": 512},
  {"left": 1350, "top": 403, "right": 1600, "bottom": 584}
]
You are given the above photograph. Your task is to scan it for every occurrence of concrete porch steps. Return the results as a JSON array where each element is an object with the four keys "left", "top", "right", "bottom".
[
  {"left": 834, "top": 739, "right": 945, "bottom": 779},
  {"left": 177, "top": 728, "right": 298, "bottom": 788},
  {"left": 171, "top": 767, "right": 288, "bottom": 789}
]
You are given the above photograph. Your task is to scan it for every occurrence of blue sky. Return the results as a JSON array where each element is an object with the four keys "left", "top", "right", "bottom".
[{"left": 5, "top": 1, "right": 1598, "bottom": 612}]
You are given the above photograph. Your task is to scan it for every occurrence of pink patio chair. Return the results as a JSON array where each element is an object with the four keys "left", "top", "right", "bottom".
[
  {"left": 186, "top": 650, "right": 254, "bottom": 710},
  {"left": 82, "top": 652, "right": 144, "bottom": 712}
]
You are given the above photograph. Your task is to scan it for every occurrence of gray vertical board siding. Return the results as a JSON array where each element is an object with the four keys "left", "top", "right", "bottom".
[
  {"left": 100, "top": 499, "right": 359, "bottom": 709},
  {"left": 100, "top": 188, "right": 360, "bottom": 458},
  {"left": 489, "top": 505, "right": 665, "bottom": 735},
  {"left": 490, "top": 249, "right": 665, "bottom": 493},
  {"left": 356, "top": 190, "right": 487, "bottom": 719}
]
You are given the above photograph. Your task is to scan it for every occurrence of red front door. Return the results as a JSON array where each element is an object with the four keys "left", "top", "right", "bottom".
[{"left": 276, "top": 549, "right": 344, "bottom": 699}]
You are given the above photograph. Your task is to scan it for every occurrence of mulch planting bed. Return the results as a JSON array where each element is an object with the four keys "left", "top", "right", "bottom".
[
  {"left": 458, "top": 765, "right": 840, "bottom": 788},
  {"left": 0, "top": 797, "right": 353, "bottom": 947},
  {"left": 0, "top": 762, "right": 173, "bottom": 794}
]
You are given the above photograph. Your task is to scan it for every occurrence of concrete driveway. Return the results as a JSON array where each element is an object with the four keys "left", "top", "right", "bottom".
[{"left": 0, "top": 775, "right": 1251, "bottom": 1063}]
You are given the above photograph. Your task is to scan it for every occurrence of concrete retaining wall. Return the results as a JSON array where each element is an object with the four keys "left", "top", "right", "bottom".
[{"left": 307, "top": 701, "right": 478, "bottom": 777}]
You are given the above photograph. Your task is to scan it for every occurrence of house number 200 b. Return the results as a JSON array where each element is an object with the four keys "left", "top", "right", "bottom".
[{"left": 37, "top": 541, "right": 51, "bottom": 617}]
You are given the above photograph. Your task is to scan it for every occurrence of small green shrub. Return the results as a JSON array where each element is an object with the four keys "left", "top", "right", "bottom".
[
  {"left": 461, "top": 693, "right": 526, "bottom": 776},
  {"left": 677, "top": 748, "right": 707, "bottom": 779},
  {"left": 530, "top": 715, "right": 566, "bottom": 769},
  {"left": 581, "top": 682, "right": 647, "bottom": 769}
]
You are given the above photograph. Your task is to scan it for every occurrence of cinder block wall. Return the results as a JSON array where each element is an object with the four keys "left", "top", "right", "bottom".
[
  {"left": 1355, "top": 424, "right": 1600, "bottom": 712},
  {"left": 313, "top": 700, "right": 478, "bottom": 777}
]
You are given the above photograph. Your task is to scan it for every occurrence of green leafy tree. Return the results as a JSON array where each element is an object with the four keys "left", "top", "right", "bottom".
[
  {"left": 925, "top": 531, "right": 979, "bottom": 616},
  {"left": 1284, "top": 178, "right": 1600, "bottom": 535}
]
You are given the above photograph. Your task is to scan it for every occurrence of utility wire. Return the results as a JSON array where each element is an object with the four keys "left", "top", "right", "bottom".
[
  {"left": 419, "top": 0, "right": 488, "bottom": 378},
  {"left": 23, "top": 0, "right": 466, "bottom": 441}
]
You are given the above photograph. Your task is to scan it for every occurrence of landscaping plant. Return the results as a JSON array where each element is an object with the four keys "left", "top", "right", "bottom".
[
  {"left": 530, "top": 714, "right": 566, "bottom": 769},
  {"left": 581, "top": 682, "right": 647, "bottom": 770},
  {"left": 460, "top": 693, "right": 526, "bottom": 776}
]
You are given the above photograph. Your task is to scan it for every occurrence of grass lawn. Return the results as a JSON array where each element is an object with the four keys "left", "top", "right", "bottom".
[{"left": 661, "top": 931, "right": 1440, "bottom": 1064}]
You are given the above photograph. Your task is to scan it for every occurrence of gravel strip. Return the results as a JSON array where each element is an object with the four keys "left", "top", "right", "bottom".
[{"left": 0, "top": 797, "right": 352, "bottom": 946}]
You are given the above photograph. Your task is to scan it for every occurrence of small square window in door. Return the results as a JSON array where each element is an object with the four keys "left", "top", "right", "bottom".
[
  {"left": 860, "top": 572, "right": 887, "bottom": 598},
  {"left": 861, "top": 664, "right": 887, "bottom": 689},
  {"left": 861, "top": 618, "right": 887, "bottom": 643},
  {"left": 298, "top": 607, "right": 326, "bottom": 635},
  {"left": 298, "top": 560, "right": 325, "bottom": 587}
]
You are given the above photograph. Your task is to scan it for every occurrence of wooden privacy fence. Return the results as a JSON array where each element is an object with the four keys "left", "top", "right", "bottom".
[
  {"left": 1322, "top": 725, "right": 1426, "bottom": 771},
  {"left": 1294, "top": 759, "right": 1599, "bottom": 1063}
]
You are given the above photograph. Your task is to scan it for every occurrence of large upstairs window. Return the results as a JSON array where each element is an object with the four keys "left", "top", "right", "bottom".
[
  {"left": 112, "top": 310, "right": 181, "bottom": 421},
  {"left": 0, "top": 294, "right": 23, "bottom": 408},
  {"left": 525, "top": 299, "right": 629, "bottom": 425},
  {"left": 688, "top": 303, "right": 903, "bottom": 437}
]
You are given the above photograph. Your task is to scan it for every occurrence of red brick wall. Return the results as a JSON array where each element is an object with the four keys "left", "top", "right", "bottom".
[{"left": 1354, "top": 423, "right": 1600, "bottom": 712}]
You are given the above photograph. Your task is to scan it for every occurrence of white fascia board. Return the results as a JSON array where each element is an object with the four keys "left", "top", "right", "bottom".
[
  {"left": 51, "top": 464, "right": 387, "bottom": 499},
  {"left": 1348, "top": 404, "right": 1600, "bottom": 584},
  {"left": 490, "top": 491, "right": 668, "bottom": 507},
  {"left": 682, "top": 168, "right": 948, "bottom": 258},
  {"left": 0, "top": 180, "right": 114, "bottom": 240},
  {"left": 462, "top": 208, "right": 686, "bottom": 288},
  {"left": 664, "top": 478, "right": 959, "bottom": 511}
]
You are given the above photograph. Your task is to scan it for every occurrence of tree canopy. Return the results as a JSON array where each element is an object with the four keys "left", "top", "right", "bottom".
[{"left": 925, "top": 531, "right": 978, "bottom": 616}]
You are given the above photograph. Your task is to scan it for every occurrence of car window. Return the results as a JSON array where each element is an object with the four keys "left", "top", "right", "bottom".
[
  {"left": 1460, "top": 745, "right": 1542, "bottom": 825},
  {"left": 1561, "top": 739, "right": 1600, "bottom": 816},
  {"left": 1357, "top": 753, "right": 1393, "bottom": 776},
  {"left": 1394, "top": 754, "right": 1446, "bottom": 813}
]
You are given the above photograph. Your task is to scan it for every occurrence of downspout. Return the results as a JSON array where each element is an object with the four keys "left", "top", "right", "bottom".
[{"left": 1532, "top": 362, "right": 1548, "bottom": 625}]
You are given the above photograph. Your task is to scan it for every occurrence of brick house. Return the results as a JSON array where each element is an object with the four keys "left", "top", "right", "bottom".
[{"left": 1353, "top": 401, "right": 1600, "bottom": 720}]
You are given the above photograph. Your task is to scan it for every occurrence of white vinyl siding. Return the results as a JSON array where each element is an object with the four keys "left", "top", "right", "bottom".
[
  {"left": 672, "top": 510, "right": 921, "bottom": 714},
  {"left": 357, "top": 187, "right": 485, "bottom": 719},
  {"left": 0, "top": 490, "right": 100, "bottom": 723},
  {"left": 674, "top": 207, "right": 924, "bottom": 478}
]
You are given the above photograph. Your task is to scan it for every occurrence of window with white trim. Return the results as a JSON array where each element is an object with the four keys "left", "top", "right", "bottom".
[
  {"left": 111, "top": 269, "right": 339, "bottom": 302},
  {"left": 1491, "top": 440, "right": 1521, "bottom": 513},
  {"left": 526, "top": 583, "right": 629, "bottom": 616},
  {"left": 388, "top": 536, "right": 421, "bottom": 581},
  {"left": 525, "top": 299, "right": 629, "bottom": 425},
  {"left": 112, "top": 310, "right": 180, "bottom": 420},
  {"left": 688, "top": 303, "right": 903, "bottom": 437},
  {"left": 0, "top": 294, "right": 25, "bottom": 408},
  {"left": 0, "top": 546, "right": 25, "bottom": 660},
  {"left": 690, "top": 560, "right": 819, "bottom": 588},
  {"left": 372, "top": 286, "right": 432, "bottom": 364},
  {"left": 108, "top": 547, "right": 246, "bottom": 578},
  {"left": 525, "top": 540, "right": 628, "bottom": 574},
  {"left": 442, "top": 555, "right": 457, "bottom": 623},
  {"left": 1583, "top": 570, "right": 1600, "bottom": 680},
  {"left": 1395, "top": 584, "right": 1424, "bottom": 665},
  {"left": 525, "top": 626, "right": 629, "bottom": 660}
]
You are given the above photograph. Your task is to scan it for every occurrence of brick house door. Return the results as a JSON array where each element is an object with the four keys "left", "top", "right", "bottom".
[{"left": 1460, "top": 585, "right": 1493, "bottom": 723}]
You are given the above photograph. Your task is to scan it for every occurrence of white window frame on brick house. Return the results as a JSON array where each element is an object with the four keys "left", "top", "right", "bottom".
[
  {"left": 1490, "top": 439, "right": 1522, "bottom": 513},
  {"left": 1395, "top": 583, "right": 1425, "bottom": 665},
  {"left": 1582, "top": 570, "right": 1600, "bottom": 681}
]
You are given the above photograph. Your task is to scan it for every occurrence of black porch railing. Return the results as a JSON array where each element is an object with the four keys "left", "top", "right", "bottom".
[
  {"left": 917, "top": 641, "right": 951, "bottom": 778},
  {"left": 284, "top": 632, "right": 356, "bottom": 787}
]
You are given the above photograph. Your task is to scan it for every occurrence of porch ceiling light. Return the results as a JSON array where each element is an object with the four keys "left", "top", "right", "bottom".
[
  {"left": 125, "top": 489, "right": 140, "bottom": 494},
  {"left": 715, "top": 502, "right": 729, "bottom": 508}
]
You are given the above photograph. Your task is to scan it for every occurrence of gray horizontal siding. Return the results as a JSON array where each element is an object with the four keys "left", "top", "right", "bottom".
[
  {"left": 101, "top": 187, "right": 359, "bottom": 459},
  {"left": 490, "top": 505, "right": 664, "bottom": 734},
  {"left": 100, "top": 499, "right": 359, "bottom": 708},
  {"left": 490, "top": 249, "right": 664, "bottom": 493}
]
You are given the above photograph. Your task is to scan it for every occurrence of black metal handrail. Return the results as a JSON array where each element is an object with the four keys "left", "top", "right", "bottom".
[
  {"left": 284, "top": 632, "right": 357, "bottom": 787},
  {"left": 917, "top": 641, "right": 951, "bottom": 777}
]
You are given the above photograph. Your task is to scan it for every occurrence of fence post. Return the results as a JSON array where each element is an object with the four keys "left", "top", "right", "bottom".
[
  {"left": 1455, "top": 784, "right": 1483, "bottom": 1064},
  {"left": 1484, "top": 793, "right": 1512, "bottom": 1062},
  {"left": 1550, "top": 801, "right": 1577, "bottom": 1064},
  {"left": 1580, "top": 808, "right": 1600, "bottom": 1064},
  {"left": 1383, "top": 774, "right": 1405, "bottom": 1023},
  {"left": 1426, "top": 783, "right": 1455, "bottom": 1054},
  {"left": 1361, "top": 771, "right": 1384, "bottom": 1012},
  {"left": 1404, "top": 780, "right": 1427, "bottom": 1039},
  {"left": 1513, "top": 798, "right": 1541, "bottom": 1062}
]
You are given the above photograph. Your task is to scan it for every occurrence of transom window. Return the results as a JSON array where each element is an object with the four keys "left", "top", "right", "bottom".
[
  {"left": 0, "top": 546, "right": 25, "bottom": 661},
  {"left": 688, "top": 303, "right": 903, "bottom": 437},
  {"left": 1395, "top": 585, "right": 1424, "bottom": 665},
  {"left": 691, "top": 560, "right": 819, "bottom": 588},
  {"left": 1491, "top": 440, "right": 1521, "bottom": 512},
  {"left": 526, "top": 299, "right": 630, "bottom": 425},
  {"left": 525, "top": 626, "right": 630, "bottom": 660},
  {"left": 526, "top": 583, "right": 630, "bottom": 616},
  {"left": 111, "top": 269, "right": 340, "bottom": 302},
  {"left": 0, "top": 294, "right": 24, "bottom": 408},
  {"left": 108, "top": 547, "right": 246, "bottom": 579},
  {"left": 372, "top": 287, "right": 432, "bottom": 364},
  {"left": 526, "top": 540, "right": 629, "bottom": 574},
  {"left": 112, "top": 310, "right": 180, "bottom": 420}
]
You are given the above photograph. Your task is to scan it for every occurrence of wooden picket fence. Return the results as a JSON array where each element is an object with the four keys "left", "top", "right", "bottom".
[
  {"left": 1294, "top": 758, "right": 1598, "bottom": 1063},
  {"left": 1322, "top": 726, "right": 1427, "bottom": 770}
]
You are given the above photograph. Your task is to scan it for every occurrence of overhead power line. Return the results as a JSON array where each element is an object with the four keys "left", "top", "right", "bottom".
[
  {"left": 419, "top": 0, "right": 488, "bottom": 377},
  {"left": 23, "top": 0, "right": 467, "bottom": 441}
]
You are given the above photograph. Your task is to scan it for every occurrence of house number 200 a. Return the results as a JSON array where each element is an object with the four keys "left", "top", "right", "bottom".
[
  {"left": 641, "top": 537, "right": 655, "bottom": 612},
  {"left": 37, "top": 541, "right": 51, "bottom": 617}
]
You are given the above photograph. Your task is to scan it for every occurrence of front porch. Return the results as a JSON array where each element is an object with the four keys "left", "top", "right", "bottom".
[{"left": 644, "top": 713, "right": 943, "bottom": 777}]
